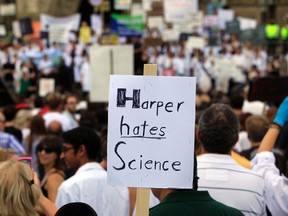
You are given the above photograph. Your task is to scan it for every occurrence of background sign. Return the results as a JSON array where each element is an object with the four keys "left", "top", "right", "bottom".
[
  {"left": 111, "top": 13, "right": 143, "bottom": 37},
  {"left": 108, "top": 75, "right": 196, "bottom": 188}
]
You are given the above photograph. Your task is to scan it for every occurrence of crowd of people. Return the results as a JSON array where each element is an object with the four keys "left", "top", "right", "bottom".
[{"left": 0, "top": 15, "right": 287, "bottom": 216}]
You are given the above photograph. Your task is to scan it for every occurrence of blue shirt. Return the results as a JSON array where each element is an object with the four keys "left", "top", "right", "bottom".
[{"left": 0, "top": 131, "right": 25, "bottom": 156}]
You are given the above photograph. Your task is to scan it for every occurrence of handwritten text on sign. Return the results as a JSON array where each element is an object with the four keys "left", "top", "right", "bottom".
[{"left": 107, "top": 75, "right": 196, "bottom": 188}]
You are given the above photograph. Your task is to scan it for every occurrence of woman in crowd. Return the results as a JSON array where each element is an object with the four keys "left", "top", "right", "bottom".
[
  {"left": 36, "top": 135, "right": 66, "bottom": 203},
  {"left": 0, "top": 160, "right": 58, "bottom": 216},
  {"left": 24, "top": 114, "right": 47, "bottom": 172}
]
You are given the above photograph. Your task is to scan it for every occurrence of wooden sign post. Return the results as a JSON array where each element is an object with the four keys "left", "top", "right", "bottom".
[{"left": 135, "top": 64, "right": 158, "bottom": 216}]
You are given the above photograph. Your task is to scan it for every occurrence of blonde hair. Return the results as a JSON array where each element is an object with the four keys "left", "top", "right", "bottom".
[
  {"left": 0, "top": 148, "right": 17, "bottom": 162},
  {"left": 0, "top": 161, "right": 41, "bottom": 216}
]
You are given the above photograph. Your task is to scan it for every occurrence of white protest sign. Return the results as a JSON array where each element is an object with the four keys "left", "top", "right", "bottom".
[
  {"left": 218, "top": 9, "right": 234, "bottom": 30},
  {"left": 164, "top": 0, "right": 198, "bottom": 23},
  {"left": 204, "top": 15, "right": 219, "bottom": 27},
  {"left": 12, "top": 21, "right": 21, "bottom": 38},
  {"left": 186, "top": 36, "right": 205, "bottom": 50},
  {"left": 49, "top": 25, "right": 70, "bottom": 43},
  {"left": 39, "top": 78, "right": 55, "bottom": 97},
  {"left": 162, "top": 29, "right": 180, "bottom": 41},
  {"left": 237, "top": 17, "right": 257, "bottom": 30},
  {"left": 108, "top": 75, "right": 196, "bottom": 188},
  {"left": 148, "top": 16, "right": 164, "bottom": 29},
  {"left": 40, "top": 13, "right": 81, "bottom": 31},
  {"left": 89, "top": 45, "right": 134, "bottom": 102},
  {"left": 142, "top": 0, "right": 152, "bottom": 11},
  {"left": 0, "top": 25, "right": 6, "bottom": 36}
]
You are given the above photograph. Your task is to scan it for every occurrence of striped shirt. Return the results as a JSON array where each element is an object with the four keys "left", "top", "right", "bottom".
[
  {"left": 197, "top": 154, "right": 266, "bottom": 216},
  {"left": 0, "top": 131, "right": 25, "bottom": 156}
]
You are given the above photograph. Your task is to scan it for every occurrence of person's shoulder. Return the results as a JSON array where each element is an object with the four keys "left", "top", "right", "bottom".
[{"left": 212, "top": 200, "right": 244, "bottom": 216}]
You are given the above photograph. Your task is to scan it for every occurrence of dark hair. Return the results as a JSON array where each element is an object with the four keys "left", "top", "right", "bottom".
[
  {"left": 62, "top": 127, "right": 102, "bottom": 161},
  {"left": 3, "top": 105, "right": 17, "bottom": 121},
  {"left": 245, "top": 115, "right": 269, "bottom": 143},
  {"left": 26, "top": 115, "right": 47, "bottom": 155},
  {"left": 36, "top": 135, "right": 64, "bottom": 176},
  {"left": 198, "top": 103, "right": 240, "bottom": 154}
]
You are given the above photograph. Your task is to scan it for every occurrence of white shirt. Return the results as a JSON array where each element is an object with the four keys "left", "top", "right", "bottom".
[
  {"left": 198, "top": 154, "right": 266, "bottom": 216},
  {"left": 55, "top": 163, "right": 129, "bottom": 216},
  {"left": 251, "top": 152, "right": 288, "bottom": 216},
  {"left": 80, "top": 60, "right": 91, "bottom": 92},
  {"left": 43, "top": 112, "right": 72, "bottom": 132}
]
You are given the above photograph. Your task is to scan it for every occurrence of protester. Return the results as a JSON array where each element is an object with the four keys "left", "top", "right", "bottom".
[
  {"left": 36, "top": 135, "right": 66, "bottom": 203},
  {"left": 55, "top": 126, "right": 130, "bottom": 216},
  {"left": 24, "top": 114, "right": 47, "bottom": 171},
  {"left": 251, "top": 96, "right": 288, "bottom": 216},
  {"left": 150, "top": 155, "right": 244, "bottom": 216},
  {"left": 43, "top": 92, "right": 72, "bottom": 132},
  {"left": 197, "top": 103, "right": 266, "bottom": 216},
  {"left": 62, "top": 94, "right": 79, "bottom": 129},
  {"left": 0, "top": 160, "right": 58, "bottom": 216}
]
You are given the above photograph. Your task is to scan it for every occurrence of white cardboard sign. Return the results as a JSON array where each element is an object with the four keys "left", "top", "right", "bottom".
[{"left": 108, "top": 75, "right": 196, "bottom": 188}]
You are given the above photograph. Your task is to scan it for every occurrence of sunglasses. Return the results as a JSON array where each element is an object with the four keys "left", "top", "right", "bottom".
[{"left": 37, "top": 147, "right": 55, "bottom": 154}]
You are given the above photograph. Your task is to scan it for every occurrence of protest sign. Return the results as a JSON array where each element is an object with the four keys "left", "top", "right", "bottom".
[
  {"left": 164, "top": 0, "right": 198, "bottom": 23},
  {"left": 0, "top": 25, "right": 6, "bottom": 36},
  {"left": 162, "top": 29, "right": 179, "bottom": 41},
  {"left": 39, "top": 78, "right": 55, "bottom": 97},
  {"left": 147, "top": 16, "right": 164, "bottom": 29},
  {"left": 114, "top": 0, "right": 131, "bottom": 10},
  {"left": 89, "top": 45, "right": 134, "bottom": 102},
  {"left": 108, "top": 75, "right": 196, "bottom": 188},
  {"left": 218, "top": 9, "right": 234, "bottom": 30},
  {"left": 0, "top": 3, "right": 16, "bottom": 16},
  {"left": 40, "top": 13, "right": 81, "bottom": 32},
  {"left": 186, "top": 36, "right": 205, "bottom": 50},
  {"left": 238, "top": 17, "right": 257, "bottom": 31},
  {"left": 49, "top": 25, "right": 70, "bottom": 43},
  {"left": 204, "top": 15, "right": 219, "bottom": 27},
  {"left": 19, "top": 18, "right": 33, "bottom": 35},
  {"left": 111, "top": 13, "right": 143, "bottom": 37}
]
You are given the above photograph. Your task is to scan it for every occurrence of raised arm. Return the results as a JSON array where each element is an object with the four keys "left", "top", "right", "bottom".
[{"left": 258, "top": 96, "right": 288, "bottom": 152}]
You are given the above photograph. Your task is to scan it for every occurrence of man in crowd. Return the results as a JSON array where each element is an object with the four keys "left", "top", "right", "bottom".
[
  {"left": 62, "top": 94, "right": 79, "bottom": 129},
  {"left": 55, "top": 127, "right": 129, "bottom": 216},
  {"left": 43, "top": 92, "right": 72, "bottom": 132},
  {"left": 197, "top": 103, "right": 266, "bottom": 216},
  {"left": 150, "top": 155, "right": 244, "bottom": 216},
  {"left": 0, "top": 111, "right": 25, "bottom": 156}
]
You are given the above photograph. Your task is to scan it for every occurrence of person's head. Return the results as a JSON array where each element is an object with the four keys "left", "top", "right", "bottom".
[
  {"left": 0, "top": 147, "right": 17, "bottom": 162},
  {"left": 36, "top": 135, "right": 64, "bottom": 173},
  {"left": 198, "top": 103, "right": 240, "bottom": 154},
  {"left": 0, "top": 112, "right": 5, "bottom": 131},
  {"left": 64, "top": 95, "right": 78, "bottom": 113},
  {"left": 245, "top": 115, "right": 269, "bottom": 144},
  {"left": 3, "top": 105, "right": 17, "bottom": 122},
  {"left": 0, "top": 160, "right": 41, "bottom": 216},
  {"left": 45, "top": 92, "right": 63, "bottom": 111},
  {"left": 14, "top": 109, "right": 32, "bottom": 130},
  {"left": 30, "top": 115, "right": 46, "bottom": 135},
  {"left": 47, "top": 120, "right": 63, "bottom": 136},
  {"left": 61, "top": 127, "right": 101, "bottom": 171}
]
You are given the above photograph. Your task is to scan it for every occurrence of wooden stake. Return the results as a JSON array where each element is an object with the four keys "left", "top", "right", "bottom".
[{"left": 135, "top": 64, "right": 157, "bottom": 216}]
